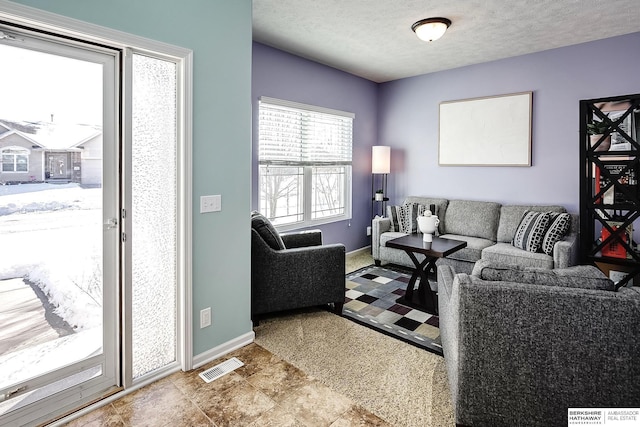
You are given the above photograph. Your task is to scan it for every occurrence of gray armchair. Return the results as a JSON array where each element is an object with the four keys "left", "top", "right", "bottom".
[
  {"left": 251, "top": 212, "right": 345, "bottom": 323},
  {"left": 437, "top": 262, "right": 640, "bottom": 426}
]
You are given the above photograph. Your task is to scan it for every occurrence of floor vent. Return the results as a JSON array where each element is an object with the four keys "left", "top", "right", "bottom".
[{"left": 199, "top": 357, "right": 244, "bottom": 383}]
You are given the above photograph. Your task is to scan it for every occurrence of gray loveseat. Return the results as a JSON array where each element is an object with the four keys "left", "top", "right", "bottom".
[
  {"left": 372, "top": 196, "right": 579, "bottom": 274},
  {"left": 437, "top": 261, "right": 640, "bottom": 426}
]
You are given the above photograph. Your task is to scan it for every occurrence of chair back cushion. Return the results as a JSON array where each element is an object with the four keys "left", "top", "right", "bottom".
[{"left": 251, "top": 211, "right": 285, "bottom": 250}]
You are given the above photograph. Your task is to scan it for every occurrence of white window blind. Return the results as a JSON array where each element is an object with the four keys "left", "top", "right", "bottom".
[
  {"left": 258, "top": 97, "right": 353, "bottom": 229},
  {"left": 259, "top": 97, "right": 353, "bottom": 165}
]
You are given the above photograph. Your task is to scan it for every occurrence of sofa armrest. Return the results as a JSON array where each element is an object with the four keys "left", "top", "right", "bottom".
[
  {"left": 372, "top": 217, "right": 391, "bottom": 261},
  {"left": 441, "top": 273, "right": 640, "bottom": 426},
  {"left": 554, "top": 213, "right": 579, "bottom": 268},
  {"left": 281, "top": 230, "right": 322, "bottom": 248},
  {"left": 553, "top": 235, "right": 578, "bottom": 268}
]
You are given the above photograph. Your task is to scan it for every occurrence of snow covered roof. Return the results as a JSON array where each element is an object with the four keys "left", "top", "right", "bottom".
[
  {"left": 0, "top": 119, "right": 101, "bottom": 150},
  {"left": 0, "top": 128, "right": 43, "bottom": 148}
]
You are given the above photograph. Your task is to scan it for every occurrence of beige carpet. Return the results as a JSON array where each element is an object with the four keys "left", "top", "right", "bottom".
[
  {"left": 345, "top": 248, "right": 375, "bottom": 273},
  {"left": 254, "top": 309, "right": 455, "bottom": 426}
]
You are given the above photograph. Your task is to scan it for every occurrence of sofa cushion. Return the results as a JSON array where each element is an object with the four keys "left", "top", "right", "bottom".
[
  {"left": 482, "top": 243, "right": 554, "bottom": 269},
  {"left": 251, "top": 211, "right": 285, "bottom": 250},
  {"left": 541, "top": 212, "right": 572, "bottom": 256},
  {"left": 443, "top": 200, "right": 501, "bottom": 241},
  {"left": 512, "top": 210, "right": 550, "bottom": 252},
  {"left": 472, "top": 260, "right": 615, "bottom": 291},
  {"left": 497, "top": 205, "right": 566, "bottom": 243}
]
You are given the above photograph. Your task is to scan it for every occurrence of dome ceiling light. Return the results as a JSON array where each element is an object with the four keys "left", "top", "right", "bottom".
[{"left": 411, "top": 17, "right": 452, "bottom": 42}]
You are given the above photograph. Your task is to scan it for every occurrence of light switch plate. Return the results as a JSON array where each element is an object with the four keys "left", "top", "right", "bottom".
[{"left": 200, "top": 195, "right": 221, "bottom": 213}]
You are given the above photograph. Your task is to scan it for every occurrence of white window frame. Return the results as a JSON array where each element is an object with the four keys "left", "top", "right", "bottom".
[
  {"left": 1, "top": 146, "right": 29, "bottom": 172},
  {"left": 258, "top": 96, "right": 353, "bottom": 231}
]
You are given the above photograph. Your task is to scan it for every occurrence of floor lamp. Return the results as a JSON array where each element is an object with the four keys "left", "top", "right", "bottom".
[{"left": 371, "top": 145, "right": 390, "bottom": 218}]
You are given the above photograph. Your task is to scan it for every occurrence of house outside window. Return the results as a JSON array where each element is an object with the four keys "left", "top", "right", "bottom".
[
  {"left": 258, "top": 97, "right": 353, "bottom": 230},
  {"left": 2, "top": 147, "right": 29, "bottom": 172}
]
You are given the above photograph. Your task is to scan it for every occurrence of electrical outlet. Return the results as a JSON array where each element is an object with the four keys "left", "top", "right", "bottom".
[
  {"left": 200, "top": 307, "right": 212, "bottom": 328},
  {"left": 366, "top": 226, "right": 371, "bottom": 236}
]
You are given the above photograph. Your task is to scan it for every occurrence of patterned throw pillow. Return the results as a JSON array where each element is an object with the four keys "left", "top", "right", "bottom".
[
  {"left": 512, "top": 210, "right": 551, "bottom": 252},
  {"left": 541, "top": 212, "right": 571, "bottom": 256},
  {"left": 388, "top": 203, "right": 439, "bottom": 234},
  {"left": 387, "top": 204, "right": 413, "bottom": 234}
]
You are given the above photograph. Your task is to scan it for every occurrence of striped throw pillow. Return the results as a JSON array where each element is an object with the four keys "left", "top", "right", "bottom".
[
  {"left": 512, "top": 211, "right": 551, "bottom": 252},
  {"left": 541, "top": 212, "right": 571, "bottom": 255},
  {"left": 387, "top": 205, "right": 413, "bottom": 234}
]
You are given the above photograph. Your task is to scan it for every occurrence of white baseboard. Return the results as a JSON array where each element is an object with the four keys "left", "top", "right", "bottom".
[{"left": 192, "top": 331, "right": 255, "bottom": 369}]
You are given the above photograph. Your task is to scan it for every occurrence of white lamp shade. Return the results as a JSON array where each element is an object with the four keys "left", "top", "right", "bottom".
[
  {"left": 412, "top": 18, "right": 451, "bottom": 42},
  {"left": 372, "top": 146, "right": 391, "bottom": 174}
]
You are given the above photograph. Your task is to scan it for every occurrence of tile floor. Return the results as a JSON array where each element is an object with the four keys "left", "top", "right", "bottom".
[
  {"left": 62, "top": 252, "right": 380, "bottom": 427},
  {"left": 63, "top": 343, "right": 391, "bottom": 427}
]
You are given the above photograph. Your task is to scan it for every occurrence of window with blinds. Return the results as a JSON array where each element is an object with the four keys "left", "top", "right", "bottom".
[{"left": 258, "top": 97, "right": 353, "bottom": 229}]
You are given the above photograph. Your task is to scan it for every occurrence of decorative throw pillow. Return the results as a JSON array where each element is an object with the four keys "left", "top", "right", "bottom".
[
  {"left": 251, "top": 211, "right": 285, "bottom": 250},
  {"left": 387, "top": 205, "right": 410, "bottom": 233},
  {"left": 405, "top": 203, "right": 419, "bottom": 233},
  {"left": 387, "top": 205, "right": 400, "bottom": 231},
  {"left": 541, "top": 212, "right": 571, "bottom": 256},
  {"left": 512, "top": 210, "right": 551, "bottom": 252}
]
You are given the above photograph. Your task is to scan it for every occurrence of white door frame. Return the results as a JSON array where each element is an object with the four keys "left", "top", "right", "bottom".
[{"left": 0, "top": 1, "right": 193, "bottom": 423}]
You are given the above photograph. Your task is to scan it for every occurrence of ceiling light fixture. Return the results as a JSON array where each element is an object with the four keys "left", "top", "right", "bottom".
[{"left": 412, "top": 17, "right": 451, "bottom": 42}]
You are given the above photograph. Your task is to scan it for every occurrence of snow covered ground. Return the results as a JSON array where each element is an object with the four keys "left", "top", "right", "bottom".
[
  {"left": 0, "top": 182, "right": 102, "bottom": 330},
  {"left": 0, "top": 183, "right": 102, "bottom": 392}
]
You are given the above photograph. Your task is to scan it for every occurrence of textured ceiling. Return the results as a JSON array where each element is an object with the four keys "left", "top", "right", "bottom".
[{"left": 253, "top": 0, "right": 640, "bottom": 83}]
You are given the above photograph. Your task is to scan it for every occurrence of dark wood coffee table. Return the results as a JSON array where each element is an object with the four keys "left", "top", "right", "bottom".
[{"left": 386, "top": 234, "right": 467, "bottom": 314}]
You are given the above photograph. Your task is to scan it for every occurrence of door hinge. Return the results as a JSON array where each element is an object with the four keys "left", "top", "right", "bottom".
[
  {"left": 121, "top": 232, "right": 127, "bottom": 242},
  {"left": 122, "top": 208, "right": 127, "bottom": 219}
]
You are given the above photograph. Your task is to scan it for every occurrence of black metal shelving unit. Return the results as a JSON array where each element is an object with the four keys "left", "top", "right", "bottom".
[{"left": 579, "top": 93, "right": 640, "bottom": 289}]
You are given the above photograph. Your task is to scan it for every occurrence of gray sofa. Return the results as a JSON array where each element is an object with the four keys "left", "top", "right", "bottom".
[
  {"left": 437, "top": 261, "right": 640, "bottom": 426},
  {"left": 372, "top": 196, "right": 579, "bottom": 274}
]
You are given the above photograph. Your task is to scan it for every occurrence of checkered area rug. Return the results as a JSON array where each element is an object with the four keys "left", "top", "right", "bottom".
[{"left": 343, "top": 265, "right": 442, "bottom": 355}]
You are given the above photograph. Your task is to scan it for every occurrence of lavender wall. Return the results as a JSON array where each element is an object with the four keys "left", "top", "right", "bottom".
[
  {"left": 378, "top": 32, "right": 640, "bottom": 214},
  {"left": 252, "top": 33, "right": 640, "bottom": 252},
  {"left": 252, "top": 42, "right": 378, "bottom": 251}
]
